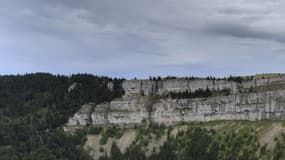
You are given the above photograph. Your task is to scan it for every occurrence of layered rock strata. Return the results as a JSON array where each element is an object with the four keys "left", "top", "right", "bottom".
[{"left": 64, "top": 74, "right": 285, "bottom": 131}]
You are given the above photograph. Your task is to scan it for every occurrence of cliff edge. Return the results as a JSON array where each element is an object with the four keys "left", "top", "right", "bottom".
[{"left": 64, "top": 73, "right": 285, "bottom": 131}]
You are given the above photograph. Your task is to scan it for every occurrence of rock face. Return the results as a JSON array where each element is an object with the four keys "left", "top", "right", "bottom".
[{"left": 64, "top": 74, "right": 285, "bottom": 131}]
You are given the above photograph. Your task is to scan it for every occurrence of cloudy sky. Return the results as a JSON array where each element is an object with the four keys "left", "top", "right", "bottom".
[{"left": 1, "top": 0, "right": 285, "bottom": 78}]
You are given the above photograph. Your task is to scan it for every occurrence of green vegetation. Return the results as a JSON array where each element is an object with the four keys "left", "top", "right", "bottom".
[
  {"left": 97, "top": 121, "right": 285, "bottom": 160},
  {"left": 88, "top": 127, "right": 103, "bottom": 135},
  {"left": 166, "top": 88, "right": 231, "bottom": 99},
  {"left": 148, "top": 75, "right": 254, "bottom": 83},
  {"left": 242, "top": 81, "right": 285, "bottom": 93},
  {"left": 254, "top": 73, "right": 281, "bottom": 79},
  {"left": 3, "top": 73, "right": 285, "bottom": 160},
  {"left": 100, "top": 127, "right": 123, "bottom": 145},
  {"left": 0, "top": 73, "right": 124, "bottom": 160}
]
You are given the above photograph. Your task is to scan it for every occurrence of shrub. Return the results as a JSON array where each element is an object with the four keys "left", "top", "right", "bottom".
[
  {"left": 89, "top": 127, "right": 103, "bottom": 135},
  {"left": 99, "top": 147, "right": 105, "bottom": 153}
]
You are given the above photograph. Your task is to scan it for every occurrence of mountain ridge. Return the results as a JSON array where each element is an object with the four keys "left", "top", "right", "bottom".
[{"left": 65, "top": 73, "right": 285, "bottom": 131}]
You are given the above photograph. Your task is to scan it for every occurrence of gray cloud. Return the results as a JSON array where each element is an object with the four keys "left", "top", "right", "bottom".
[
  {"left": 1, "top": 0, "right": 285, "bottom": 78},
  {"left": 206, "top": 22, "right": 285, "bottom": 43}
]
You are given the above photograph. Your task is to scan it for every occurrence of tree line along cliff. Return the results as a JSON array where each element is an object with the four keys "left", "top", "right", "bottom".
[{"left": 65, "top": 73, "right": 285, "bottom": 131}]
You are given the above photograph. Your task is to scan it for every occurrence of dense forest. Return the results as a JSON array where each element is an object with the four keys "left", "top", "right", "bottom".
[{"left": 0, "top": 73, "right": 124, "bottom": 160}]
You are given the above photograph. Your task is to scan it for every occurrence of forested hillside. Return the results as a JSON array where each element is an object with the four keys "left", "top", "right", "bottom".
[
  {"left": 89, "top": 121, "right": 285, "bottom": 160},
  {"left": 0, "top": 73, "right": 124, "bottom": 160},
  {"left": 2, "top": 73, "right": 285, "bottom": 160}
]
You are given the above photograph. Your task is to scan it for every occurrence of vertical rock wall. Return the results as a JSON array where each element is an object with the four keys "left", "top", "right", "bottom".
[{"left": 64, "top": 74, "right": 285, "bottom": 131}]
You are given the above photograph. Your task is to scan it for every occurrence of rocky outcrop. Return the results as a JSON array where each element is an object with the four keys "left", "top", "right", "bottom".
[
  {"left": 64, "top": 74, "right": 285, "bottom": 131},
  {"left": 121, "top": 74, "right": 285, "bottom": 96}
]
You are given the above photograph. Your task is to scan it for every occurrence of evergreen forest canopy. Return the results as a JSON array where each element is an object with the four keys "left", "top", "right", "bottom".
[{"left": 0, "top": 73, "right": 124, "bottom": 160}]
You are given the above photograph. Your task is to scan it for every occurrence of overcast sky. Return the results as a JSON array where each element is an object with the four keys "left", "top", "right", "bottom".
[{"left": 1, "top": 0, "right": 285, "bottom": 78}]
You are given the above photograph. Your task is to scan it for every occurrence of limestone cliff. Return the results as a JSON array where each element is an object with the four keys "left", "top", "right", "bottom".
[{"left": 64, "top": 74, "right": 285, "bottom": 131}]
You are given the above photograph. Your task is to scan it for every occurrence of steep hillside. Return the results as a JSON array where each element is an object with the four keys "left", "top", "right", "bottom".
[
  {"left": 0, "top": 73, "right": 124, "bottom": 160},
  {"left": 3, "top": 73, "right": 285, "bottom": 160},
  {"left": 84, "top": 120, "right": 285, "bottom": 160},
  {"left": 62, "top": 73, "right": 285, "bottom": 160}
]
